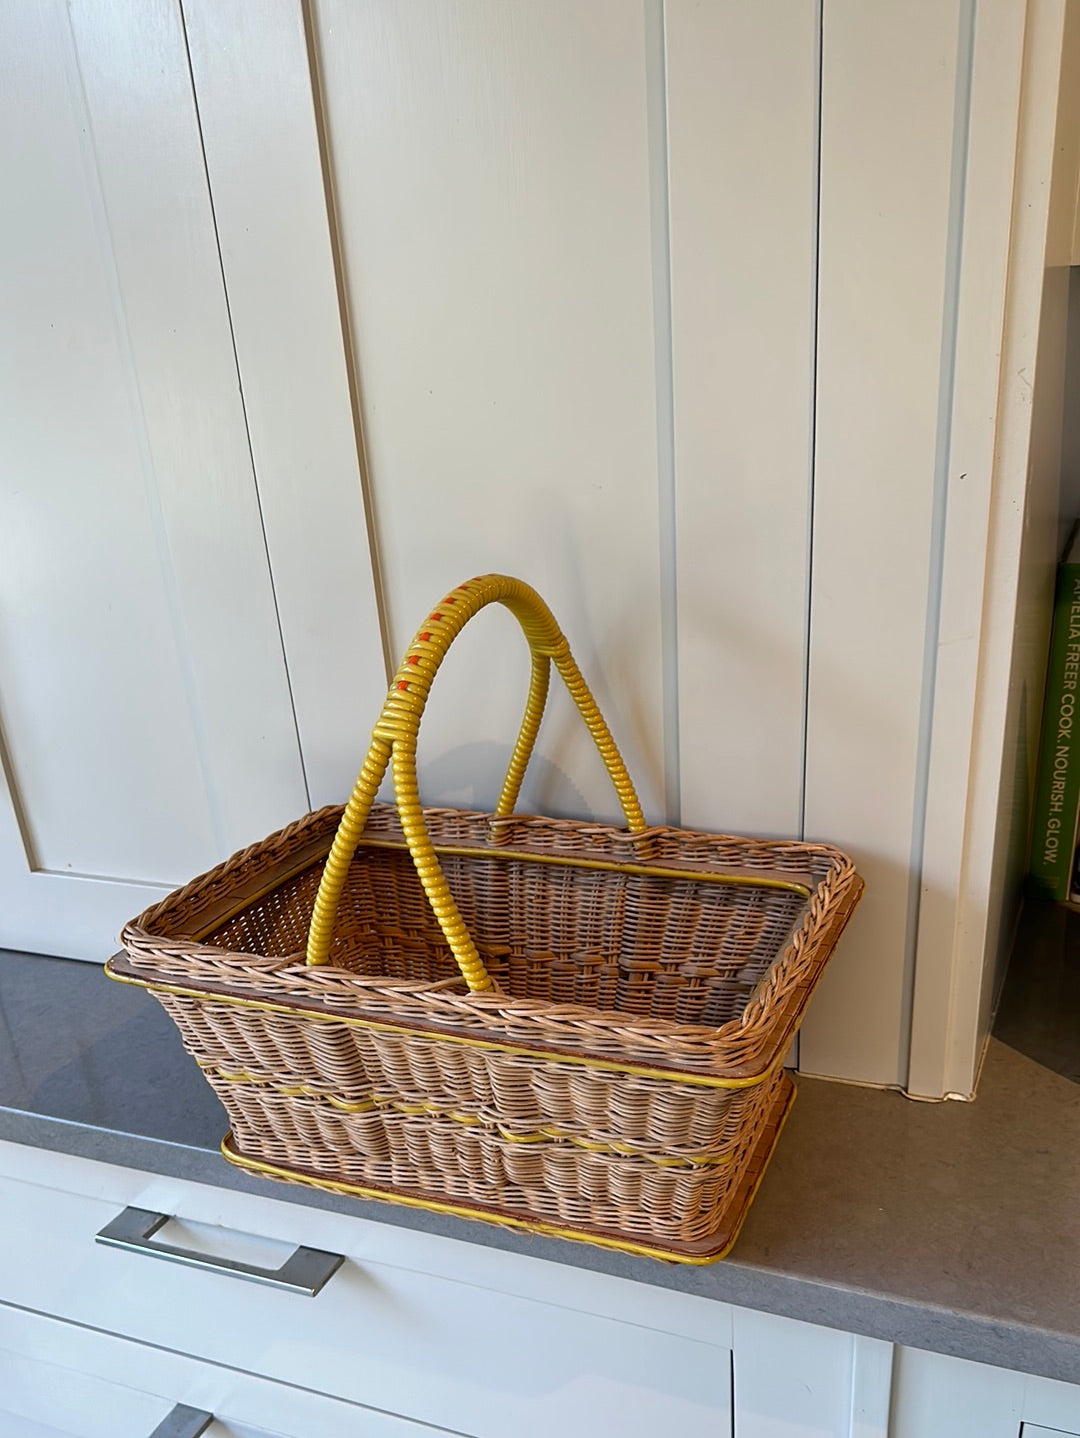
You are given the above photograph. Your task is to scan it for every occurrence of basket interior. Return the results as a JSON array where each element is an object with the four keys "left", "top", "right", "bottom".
[{"left": 203, "top": 844, "right": 820, "bottom": 1029}]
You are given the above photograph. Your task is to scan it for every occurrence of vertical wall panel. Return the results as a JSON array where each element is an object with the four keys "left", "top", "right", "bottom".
[
  {"left": 801, "top": 1, "right": 967, "bottom": 1085},
  {"left": 66, "top": 0, "right": 310, "bottom": 851},
  {"left": 0, "top": 0, "right": 309, "bottom": 958},
  {"left": 906, "top": 0, "right": 1028, "bottom": 1098},
  {"left": 732, "top": 1308, "right": 856, "bottom": 1437},
  {"left": 890, "top": 1348, "right": 1023, "bottom": 1438},
  {"left": 182, "top": 0, "right": 388, "bottom": 810},
  {"left": 667, "top": 0, "right": 818, "bottom": 839},
  {"left": 947, "top": 0, "right": 1075, "bottom": 1098},
  {"left": 0, "top": 0, "right": 214, "bottom": 884},
  {"left": 312, "top": 0, "right": 666, "bottom": 825},
  {"left": 850, "top": 1335, "right": 893, "bottom": 1438}
]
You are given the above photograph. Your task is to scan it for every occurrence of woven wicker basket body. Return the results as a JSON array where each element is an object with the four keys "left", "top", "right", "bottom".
[{"left": 109, "top": 577, "right": 862, "bottom": 1262}]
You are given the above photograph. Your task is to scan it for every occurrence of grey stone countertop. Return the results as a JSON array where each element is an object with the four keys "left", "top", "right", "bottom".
[{"left": 1, "top": 935, "right": 1078, "bottom": 1386}]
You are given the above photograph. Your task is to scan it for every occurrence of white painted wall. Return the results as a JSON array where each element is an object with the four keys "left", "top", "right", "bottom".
[
  {"left": 307, "top": 0, "right": 826, "bottom": 850},
  {"left": 922, "top": 0, "right": 1080, "bottom": 1098},
  {"left": 1, "top": 0, "right": 1072, "bottom": 1098},
  {"left": 312, "top": 0, "right": 675, "bottom": 829},
  {"left": 9, "top": 1108, "right": 1080, "bottom": 1437}
]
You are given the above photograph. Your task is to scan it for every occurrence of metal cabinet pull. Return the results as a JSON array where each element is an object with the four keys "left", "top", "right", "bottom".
[
  {"left": 96, "top": 1206, "right": 344, "bottom": 1295},
  {"left": 149, "top": 1406, "right": 214, "bottom": 1438}
]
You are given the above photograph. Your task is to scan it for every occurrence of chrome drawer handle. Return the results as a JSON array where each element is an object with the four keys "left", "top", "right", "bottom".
[
  {"left": 149, "top": 1406, "right": 214, "bottom": 1438},
  {"left": 96, "top": 1206, "right": 344, "bottom": 1295}
]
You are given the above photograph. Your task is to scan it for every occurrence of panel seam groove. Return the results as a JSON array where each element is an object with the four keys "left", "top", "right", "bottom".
[{"left": 177, "top": 0, "right": 311, "bottom": 808}]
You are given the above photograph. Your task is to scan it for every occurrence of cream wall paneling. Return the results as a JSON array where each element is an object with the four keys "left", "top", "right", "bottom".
[
  {"left": 1, "top": 2, "right": 820, "bottom": 977},
  {"left": 732, "top": 1309, "right": 891, "bottom": 1438},
  {"left": 890, "top": 1346, "right": 1080, "bottom": 1438},
  {"left": 301, "top": 0, "right": 819, "bottom": 838},
  {"left": 0, "top": 1307, "right": 457, "bottom": 1436},
  {"left": 309, "top": 0, "right": 670, "bottom": 828},
  {"left": 0, "top": 1142, "right": 734, "bottom": 1438},
  {"left": 5, "top": 0, "right": 1068, "bottom": 1100},
  {"left": 801, "top": 0, "right": 1034, "bottom": 1092},
  {"left": 0, "top": 1140, "right": 734, "bottom": 1355},
  {"left": 216, "top": 0, "right": 1055, "bottom": 1097},
  {"left": 0, "top": 0, "right": 311, "bottom": 960},
  {"left": 185, "top": 0, "right": 1075, "bottom": 1096},
  {"left": 666, "top": 0, "right": 818, "bottom": 840},
  {"left": 180, "top": 0, "right": 388, "bottom": 809}
]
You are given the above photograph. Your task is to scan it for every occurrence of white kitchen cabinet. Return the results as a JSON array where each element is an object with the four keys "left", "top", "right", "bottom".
[
  {"left": 889, "top": 1346, "right": 1080, "bottom": 1438},
  {"left": 730, "top": 1314, "right": 1080, "bottom": 1438},
  {"left": 6, "top": 1136, "right": 1080, "bottom": 1436},
  {"left": 889, "top": 1347, "right": 1025, "bottom": 1438},
  {"left": 308, "top": 0, "right": 822, "bottom": 844},
  {"left": 801, "top": 0, "right": 998, "bottom": 1089}
]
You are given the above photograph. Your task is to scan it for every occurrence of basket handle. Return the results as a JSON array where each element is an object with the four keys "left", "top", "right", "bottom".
[{"left": 305, "top": 575, "right": 646, "bottom": 990}]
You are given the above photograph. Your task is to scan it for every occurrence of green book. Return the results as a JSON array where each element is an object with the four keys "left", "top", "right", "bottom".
[{"left": 1029, "top": 525, "right": 1080, "bottom": 900}]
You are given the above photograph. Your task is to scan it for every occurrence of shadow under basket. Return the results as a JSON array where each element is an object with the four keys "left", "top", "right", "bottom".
[
  {"left": 109, "top": 802, "right": 861, "bottom": 1262},
  {"left": 108, "top": 573, "right": 862, "bottom": 1263}
]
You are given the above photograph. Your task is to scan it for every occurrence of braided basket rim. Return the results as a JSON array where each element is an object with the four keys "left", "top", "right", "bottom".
[{"left": 116, "top": 803, "right": 862, "bottom": 1082}]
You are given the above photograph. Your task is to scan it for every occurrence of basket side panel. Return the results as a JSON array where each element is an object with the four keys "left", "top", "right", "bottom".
[{"left": 155, "top": 993, "right": 769, "bottom": 1160}]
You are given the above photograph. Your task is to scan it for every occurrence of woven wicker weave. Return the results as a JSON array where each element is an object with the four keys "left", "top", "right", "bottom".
[{"left": 109, "top": 576, "right": 862, "bottom": 1262}]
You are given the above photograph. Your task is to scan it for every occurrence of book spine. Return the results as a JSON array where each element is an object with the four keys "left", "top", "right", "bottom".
[{"left": 1029, "top": 563, "right": 1080, "bottom": 899}]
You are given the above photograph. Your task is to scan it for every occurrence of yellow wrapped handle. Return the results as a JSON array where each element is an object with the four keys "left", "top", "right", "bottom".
[{"left": 306, "top": 575, "right": 646, "bottom": 990}]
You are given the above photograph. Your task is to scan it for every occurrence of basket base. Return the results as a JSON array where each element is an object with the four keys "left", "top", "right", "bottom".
[{"left": 220, "top": 1071, "right": 796, "bottom": 1265}]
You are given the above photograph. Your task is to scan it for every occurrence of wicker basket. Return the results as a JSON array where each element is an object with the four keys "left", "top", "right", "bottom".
[{"left": 108, "top": 575, "right": 862, "bottom": 1262}]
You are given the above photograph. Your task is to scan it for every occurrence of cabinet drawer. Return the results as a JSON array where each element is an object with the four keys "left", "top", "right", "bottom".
[
  {"left": 0, "top": 1305, "right": 447, "bottom": 1436},
  {"left": 0, "top": 1143, "right": 731, "bottom": 1438}
]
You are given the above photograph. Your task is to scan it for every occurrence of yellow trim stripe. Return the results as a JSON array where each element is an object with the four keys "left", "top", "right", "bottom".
[
  {"left": 106, "top": 959, "right": 778, "bottom": 1090},
  {"left": 218, "top": 1084, "right": 794, "bottom": 1266},
  {"left": 352, "top": 835, "right": 813, "bottom": 899},
  {"left": 198, "top": 1061, "right": 734, "bottom": 1168}
]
